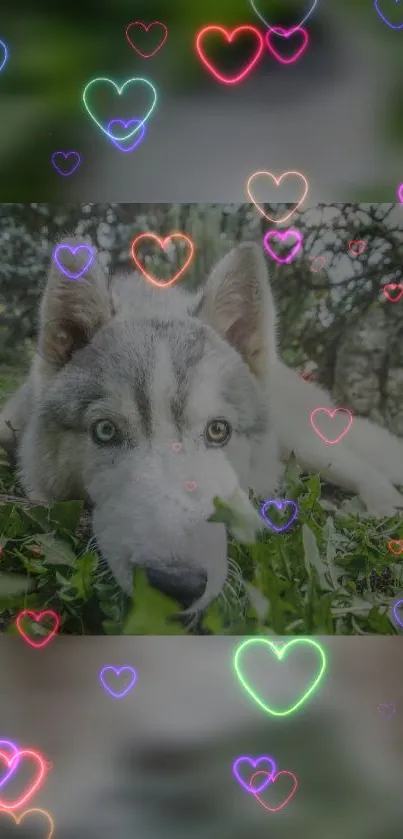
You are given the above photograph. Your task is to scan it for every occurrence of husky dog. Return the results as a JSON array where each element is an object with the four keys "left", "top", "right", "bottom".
[{"left": 1, "top": 239, "right": 403, "bottom": 608}]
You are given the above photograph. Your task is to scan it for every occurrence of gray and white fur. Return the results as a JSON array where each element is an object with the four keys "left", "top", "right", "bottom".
[{"left": 1, "top": 239, "right": 403, "bottom": 608}]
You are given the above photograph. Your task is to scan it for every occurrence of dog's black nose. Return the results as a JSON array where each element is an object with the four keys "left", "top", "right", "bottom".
[{"left": 146, "top": 565, "right": 207, "bottom": 610}]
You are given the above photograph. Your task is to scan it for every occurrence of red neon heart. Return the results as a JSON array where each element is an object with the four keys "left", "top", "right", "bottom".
[
  {"left": 0, "top": 750, "right": 47, "bottom": 811},
  {"left": 387, "top": 540, "right": 403, "bottom": 556},
  {"left": 125, "top": 21, "right": 168, "bottom": 58},
  {"left": 0, "top": 808, "right": 54, "bottom": 838},
  {"left": 16, "top": 610, "right": 60, "bottom": 648},
  {"left": 195, "top": 26, "right": 264, "bottom": 85},
  {"left": 382, "top": 283, "right": 403, "bottom": 303},
  {"left": 348, "top": 240, "right": 366, "bottom": 257},
  {"left": 131, "top": 233, "right": 194, "bottom": 288},
  {"left": 265, "top": 27, "right": 309, "bottom": 65},
  {"left": 251, "top": 769, "right": 298, "bottom": 812},
  {"left": 310, "top": 407, "right": 353, "bottom": 445}
]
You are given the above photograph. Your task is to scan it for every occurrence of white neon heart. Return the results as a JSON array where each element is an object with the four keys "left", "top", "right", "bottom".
[
  {"left": 82, "top": 77, "right": 157, "bottom": 141},
  {"left": 248, "top": 0, "right": 319, "bottom": 34}
]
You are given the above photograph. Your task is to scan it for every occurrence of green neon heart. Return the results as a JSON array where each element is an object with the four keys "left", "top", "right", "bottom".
[
  {"left": 82, "top": 77, "right": 157, "bottom": 142},
  {"left": 233, "top": 637, "right": 326, "bottom": 717}
]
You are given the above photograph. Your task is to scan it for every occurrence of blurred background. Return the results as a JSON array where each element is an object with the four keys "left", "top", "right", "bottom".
[
  {"left": 1, "top": 201, "right": 403, "bottom": 438},
  {"left": 1, "top": 0, "right": 403, "bottom": 201},
  {"left": 0, "top": 636, "right": 402, "bottom": 838}
]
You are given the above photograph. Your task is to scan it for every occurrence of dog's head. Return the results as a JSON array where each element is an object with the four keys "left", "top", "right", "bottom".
[{"left": 20, "top": 240, "right": 281, "bottom": 609}]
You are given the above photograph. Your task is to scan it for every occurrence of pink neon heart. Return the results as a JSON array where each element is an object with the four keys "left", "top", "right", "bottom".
[
  {"left": 263, "top": 229, "right": 303, "bottom": 264},
  {"left": 310, "top": 408, "right": 353, "bottom": 445},
  {"left": 185, "top": 481, "right": 197, "bottom": 492},
  {"left": 125, "top": 21, "right": 168, "bottom": 58},
  {"left": 265, "top": 27, "right": 309, "bottom": 64},
  {"left": 172, "top": 442, "right": 182, "bottom": 452},
  {"left": 348, "top": 240, "right": 366, "bottom": 257},
  {"left": 309, "top": 255, "right": 327, "bottom": 272},
  {"left": 397, "top": 183, "right": 403, "bottom": 204},
  {"left": 251, "top": 769, "right": 298, "bottom": 813},
  {"left": 382, "top": 283, "right": 403, "bottom": 303}
]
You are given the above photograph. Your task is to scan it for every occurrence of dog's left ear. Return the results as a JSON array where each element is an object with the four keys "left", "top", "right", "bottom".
[{"left": 196, "top": 243, "right": 276, "bottom": 380}]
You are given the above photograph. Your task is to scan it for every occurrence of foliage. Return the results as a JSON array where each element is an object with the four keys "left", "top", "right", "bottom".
[{"left": 1, "top": 453, "right": 402, "bottom": 637}]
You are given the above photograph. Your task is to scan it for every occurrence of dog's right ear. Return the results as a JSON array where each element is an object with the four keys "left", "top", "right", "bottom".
[{"left": 38, "top": 237, "right": 112, "bottom": 372}]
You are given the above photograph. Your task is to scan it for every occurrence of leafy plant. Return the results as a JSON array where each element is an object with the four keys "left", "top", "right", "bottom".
[{"left": 1, "top": 452, "right": 402, "bottom": 636}]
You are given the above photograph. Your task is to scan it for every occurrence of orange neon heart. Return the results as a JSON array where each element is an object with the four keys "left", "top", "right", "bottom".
[
  {"left": 387, "top": 540, "right": 403, "bottom": 556},
  {"left": 131, "top": 233, "right": 194, "bottom": 288},
  {"left": 0, "top": 808, "right": 54, "bottom": 838},
  {"left": 246, "top": 170, "right": 309, "bottom": 224}
]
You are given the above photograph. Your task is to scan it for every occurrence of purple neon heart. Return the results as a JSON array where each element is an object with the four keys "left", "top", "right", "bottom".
[
  {"left": 263, "top": 229, "right": 303, "bottom": 264},
  {"left": 51, "top": 151, "right": 81, "bottom": 176},
  {"left": 53, "top": 244, "right": 95, "bottom": 281},
  {"left": 107, "top": 119, "right": 147, "bottom": 153},
  {"left": 0, "top": 739, "right": 20, "bottom": 790},
  {"left": 377, "top": 703, "right": 396, "bottom": 719},
  {"left": 260, "top": 499, "right": 299, "bottom": 533},
  {"left": 233, "top": 756, "right": 276, "bottom": 794},
  {"left": 393, "top": 598, "right": 403, "bottom": 628},
  {"left": 374, "top": 0, "right": 403, "bottom": 29},
  {"left": 0, "top": 40, "right": 8, "bottom": 74},
  {"left": 99, "top": 666, "right": 137, "bottom": 698},
  {"left": 398, "top": 183, "right": 403, "bottom": 205}
]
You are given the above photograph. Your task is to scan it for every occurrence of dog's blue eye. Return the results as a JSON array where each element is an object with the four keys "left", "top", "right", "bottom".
[
  {"left": 91, "top": 419, "right": 118, "bottom": 445},
  {"left": 205, "top": 419, "right": 231, "bottom": 447}
]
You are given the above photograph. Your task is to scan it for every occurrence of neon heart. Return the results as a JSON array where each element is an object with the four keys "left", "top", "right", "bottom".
[
  {"left": 265, "top": 27, "right": 309, "bottom": 65},
  {"left": 233, "top": 637, "right": 327, "bottom": 717},
  {"left": 374, "top": 0, "right": 403, "bottom": 29},
  {"left": 51, "top": 151, "right": 81, "bottom": 176},
  {"left": 263, "top": 229, "right": 303, "bottom": 264},
  {"left": 260, "top": 499, "right": 299, "bottom": 533},
  {"left": 249, "top": 0, "right": 319, "bottom": 34},
  {"left": 172, "top": 442, "right": 182, "bottom": 452},
  {"left": 348, "top": 240, "right": 366, "bottom": 256},
  {"left": 251, "top": 769, "right": 298, "bottom": 812},
  {"left": 232, "top": 756, "right": 276, "bottom": 794},
  {"left": 377, "top": 703, "right": 396, "bottom": 719},
  {"left": 195, "top": 26, "right": 264, "bottom": 85},
  {"left": 0, "top": 749, "right": 47, "bottom": 810},
  {"left": 393, "top": 598, "right": 403, "bottom": 628},
  {"left": 310, "top": 407, "right": 353, "bottom": 445},
  {"left": 82, "top": 77, "right": 157, "bottom": 142},
  {"left": 398, "top": 183, "right": 403, "bottom": 204},
  {"left": 382, "top": 284, "right": 403, "bottom": 303},
  {"left": 309, "top": 255, "right": 327, "bottom": 272},
  {"left": 0, "top": 40, "right": 8, "bottom": 74},
  {"left": 0, "top": 741, "right": 20, "bottom": 790},
  {"left": 107, "top": 119, "right": 147, "bottom": 152},
  {"left": 246, "top": 170, "right": 309, "bottom": 224},
  {"left": 16, "top": 610, "right": 60, "bottom": 648},
  {"left": 0, "top": 808, "right": 54, "bottom": 838},
  {"left": 387, "top": 540, "right": 403, "bottom": 555},
  {"left": 52, "top": 244, "right": 95, "bottom": 281},
  {"left": 125, "top": 21, "right": 168, "bottom": 58},
  {"left": 185, "top": 481, "right": 197, "bottom": 492},
  {"left": 131, "top": 233, "right": 194, "bottom": 288},
  {"left": 100, "top": 666, "right": 137, "bottom": 698}
]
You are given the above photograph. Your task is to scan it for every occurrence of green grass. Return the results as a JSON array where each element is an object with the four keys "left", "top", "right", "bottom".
[{"left": 1, "top": 451, "right": 402, "bottom": 637}]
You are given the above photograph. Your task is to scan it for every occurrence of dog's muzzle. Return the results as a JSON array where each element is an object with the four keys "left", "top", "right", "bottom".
[{"left": 146, "top": 565, "right": 207, "bottom": 609}]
